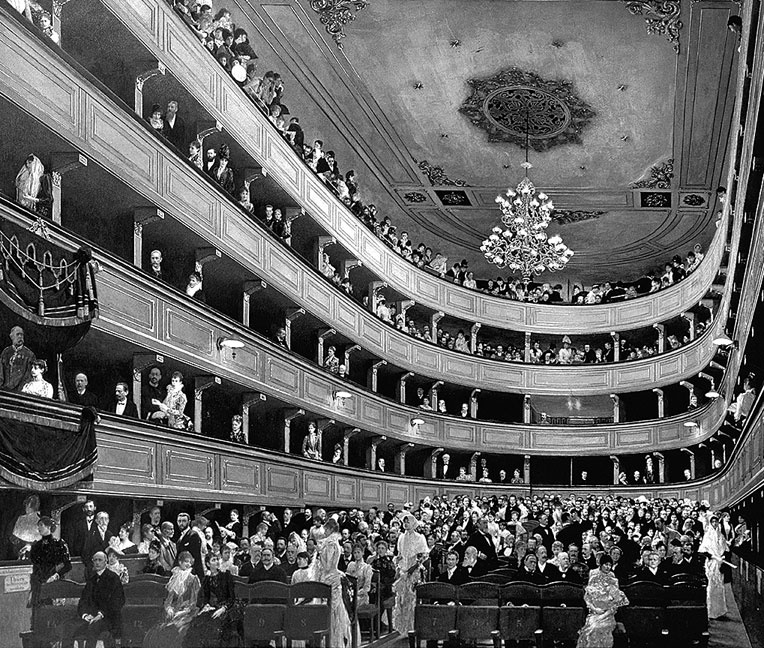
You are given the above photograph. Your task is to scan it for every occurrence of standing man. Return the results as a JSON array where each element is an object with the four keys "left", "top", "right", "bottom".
[
  {"left": 82, "top": 512, "right": 113, "bottom": 572},
  {"left": 141, "top": 366, "right": 164, "bottom": 421},
  {"left": 70, "top": 500, "right": 97, "bottom": 558},
  {"left": 163, "top": 100, "right": 186, "bottom": 150},
  {"left": 0, "top": 325, "right": 36, "bottom": 391},
  {"left": 108, "top": 382, "right": 139, "bottom": 418},
  {"left": 175, "top": 513, "right": 204, "bottom": 580},
  {"left": 148, "top": 250, "right": 164, "bottom": 282},
  {"left": 70, "top": 373, "right": 99, "bottom": 407}
]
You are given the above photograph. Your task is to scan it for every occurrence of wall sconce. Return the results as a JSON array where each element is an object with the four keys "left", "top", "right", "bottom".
[
  {"left": 333, "top": 390, "right": 352, "bottom": 406},
  {"left": 683, "top": 420, "right": 699, "bottom": 428},
  {"left": 712, "top": 334, "right": 738, "bottom": 349},
  {"left": 217, "top": 337, "right": 245, "bottom": 359},
  {"left": 705, "top": 381, "right": 720, "bottom": 399},
  {"left": 410, "top": 417, "right": 425, "bottom": 432}
]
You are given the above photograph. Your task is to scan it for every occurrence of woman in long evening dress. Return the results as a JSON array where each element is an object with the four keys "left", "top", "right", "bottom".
[
  {"left": 576, "top": 554, "right": 629, "bottom": 648},
  {"left": 699, "top": 514, "right": 729, "bottom": 619},
  {"left": 392, "top": 513, "right": 429, "bottom": 634},
  {"left": 144, "top": 551, "right": 201, "bottom": 648}
]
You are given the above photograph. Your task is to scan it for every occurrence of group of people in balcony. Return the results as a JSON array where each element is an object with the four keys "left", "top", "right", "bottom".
[{"left": 8, "top": 0, "right": 59, "bottom": 44}]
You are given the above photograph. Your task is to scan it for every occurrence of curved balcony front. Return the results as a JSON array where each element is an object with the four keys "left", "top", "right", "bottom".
[
  {"left": 0, "top": 391, "right": 748, "bottom": 510},
  {"left": 0, "top": 199, "right": 728, "bottom": 455},
  {"left": 94, "top": 0, "right": 726, "bottom": 335},
  {"left": 0, "top": 22, "right": 728, "bottom": 395}
]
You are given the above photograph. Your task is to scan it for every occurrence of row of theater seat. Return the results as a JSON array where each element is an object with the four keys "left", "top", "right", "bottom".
[
  {"left": 23, "top": 576, "right": 339, "bottom": 648},
  {"left": 411, "top": 580, "right": 709, "bottom": 647}
]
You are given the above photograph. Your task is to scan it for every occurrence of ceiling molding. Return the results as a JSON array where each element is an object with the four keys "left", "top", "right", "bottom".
[
  {"left": 621, "top": 0, "right": 683, "bottom": 53},
  {"left": 308, "top": 0, "right": 370, "bottom": 48}
]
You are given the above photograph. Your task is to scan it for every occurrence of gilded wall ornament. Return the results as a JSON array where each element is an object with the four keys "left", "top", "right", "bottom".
[
  {"left": 435, "top": 190, "right": 471, "bottom": 206},
  {"left": 622, "top": 0, "right": 683, "bottom": 54},
  {"left": 630, "top": 158, "right": 674, "bottom": 189},
  {"left": 640, "top": 192, "right": 672, "bottom": 208},
  {"left": 309, "top": 0, "right": 369, "bottom": 49},
  {"left": 682, "top": 194, "right": 706, "bottom": 206},
  {"left": 459, "top": 68, "right": 596, "bottom": 152},
  {"left": 403, "top": 191, "right": 428, "bottom": 203},
  {"left": 553, "top": 209, "right": 606, "bottom": 225},
  {"left": 414, "top": 159, "right": 468, "bottom": 186}
]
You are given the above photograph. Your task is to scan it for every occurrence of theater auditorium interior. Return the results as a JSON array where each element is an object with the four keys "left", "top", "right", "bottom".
[{"left": 0, "top": 0, "right": 763, "bottom": 647}]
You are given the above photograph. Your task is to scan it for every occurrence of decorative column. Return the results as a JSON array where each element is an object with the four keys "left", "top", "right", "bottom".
[
  {"left": 367, "top": 360, "right": 387, "bottom": 392},
  {"left": 610, "top": 455, "right": 620, "bottom": 485},
  {"left": 132, "top": 353, "right": 163, "bottom": 419},
  {"left": 397, "top": 300, "right": 415, "bottom": 322},
  {"left": 242, "top": 280, "right": 266, "bottom": 327},
  {"left": 316, "top": 419, "right": 335, "bottom": 460},
  {"left": 194, "top": 376, "right": 221, "bottom": 436},
  {"left": 344, "top": 345, "right": 361, "bottom": 375},
  {"left": 282, "top": 408, "right": 304, "bottom": 454},
  {"left": 395, "top": 443, "right": 415, "bottom": 475},
  {"left": 425, "top": 447, "right": 445, "bottom": 479},
  {"left": 469, "top": 452, "right": 481, "bottom": 482},
  {"left": 51, "top": 496, "right": 87, "bottom": 541},
  {"left": 316, "top": 328, "right": 336, "bottom": 366},
  {"left": 341, "top": 259, "right": 362, "bottom": 277},
  {"left": 50, "top": 152, "right": 88, "bottom": 225},
  {"left": 653, "top": 323, "right": 666, "bottom": 354},
  {"left": 134, "top": 62, "right": 166, "bottom": 116},
  {"left": 316, "top": 236, "right": 336, "bottom": 272},
  {"left": 470, "top": 323, "right": 481, "bottom": 353},
  {"left": 681, "top": 447, "right": 695, "bottom": 479},
  {"left": 524, "top": 332, "right": 532, "bottom": 363},
  {"left": 470, "top": 389, "right": 481, "bottom": 419},
  {"left": 523, "top": 395, "right": 532, "bottom": 424},
  {"left": 240, "top": 392, "right": 266, "bottom": 445},
  {"left": 284, "top": 307, "right": 305, "bottom": 349},
  {"left": 429, "top": 380, "right": 444, "bottom": 410},
  {"left": 367, "top": 436, "right": 386, "bottom": 470},
  {"left": 652, "top": 388, "right": 664, "bottom": 418},
  {"left": 397, "top": 372, "right": 414, "bottom": 404},
  {"left": 430, "top": 311, "right": 444, "bottom": 343},
  {"left": 196, "top": 247, "right": 221, "bottom": 272},
  {"left": 283, "top": 207, "right": 303, "bottom": 244},
  {"left": 342, "top": 428, "right": 360, "bottom": 466},
  {"left": 682, "top": 312, "right": 696, "bottom": 341},
  {"left": 610, "top": 332, "right": 620, "bottom": 362},
  {"left": 523, "top": 454, "right": 531, "bottom": 485},
  {"left": 653, "top": 452, "right": 665, "bottom": 483},
  {"left": 610, "top": 394, "right": 621, "bottom": 423},
  {"left": 195, "top": 120, "right": 222, "bottom": 145}
]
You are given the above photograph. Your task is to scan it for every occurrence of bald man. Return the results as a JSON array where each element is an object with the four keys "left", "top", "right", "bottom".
[
  {"left": 70, "top": 373, "right": 99, "bottom": 407},
  {"left": 69, "top": 551, "right": 124, "bottom": 648},
  {"left": 0, "top": 325, "right": 35, "bottom": 391}
]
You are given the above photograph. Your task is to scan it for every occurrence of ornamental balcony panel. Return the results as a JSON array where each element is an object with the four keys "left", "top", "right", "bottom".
[
  {"left": 0, "top": 20, "right": 730, "bottom": 394},
  {"left": 0, "top": 391, "right": 752, "bottom": 510},
  {"left": 94, "top": 0, "right": 726, "bottom": 334}
]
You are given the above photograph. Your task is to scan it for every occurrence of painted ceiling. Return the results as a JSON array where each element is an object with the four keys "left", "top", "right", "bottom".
[{"left": 250, "top": 0, "right": 739, "bottom": 282}]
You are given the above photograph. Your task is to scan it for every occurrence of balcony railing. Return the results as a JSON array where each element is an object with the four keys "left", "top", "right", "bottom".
[
  {"left": 94, "top": 0, "right": 727, "bottom": 335},
  {"left": 0, "top": 390, "right": 752, "bottom": 510},
  {"left": 0, "top": 199, "right": 730, "bottom": 456}
]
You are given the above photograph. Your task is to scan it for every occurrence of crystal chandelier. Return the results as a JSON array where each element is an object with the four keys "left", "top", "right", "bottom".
[{"left": 480, "top": 113, "right": 574, "bottom": 282}]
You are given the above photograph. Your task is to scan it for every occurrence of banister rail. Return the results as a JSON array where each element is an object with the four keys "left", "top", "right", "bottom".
[
  {"left": 0, "top": 390, "right": 751, "bottom": 509},
  {"left": 95, "top": 0, "right": 727, "bottom": 334}
]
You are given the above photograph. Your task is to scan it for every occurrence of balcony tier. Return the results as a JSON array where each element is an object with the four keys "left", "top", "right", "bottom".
[
  {"left": 0, "top": 391, "right": 752, "bottom": 510},
  {"left": 92, "top": 0, "right": 726, "bottom": 334},
  {"left": 0, "top": 198, "right": 729, "bottom": 455},
  {"left": 0, "top": 18, "right": 730, "bottom": 394}
]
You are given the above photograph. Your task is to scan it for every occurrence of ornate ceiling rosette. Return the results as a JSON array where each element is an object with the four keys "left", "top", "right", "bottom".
[
  {"left": 459, "top": 68, "right": 596, "bottom": 152},
  {"left": 310, "top": 0, "right": 369, "bottom": 48}
]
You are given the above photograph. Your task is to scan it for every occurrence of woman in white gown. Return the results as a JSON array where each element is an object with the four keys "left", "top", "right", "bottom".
[
  {"left": 392, "top": 513, "right": 429, "bottom": 634},
  {"left": 699, "top": 513, "right": 729, "bottom": 619},
  {"left": 309, "top": 518, "right": 354, "bottom": 647}
]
